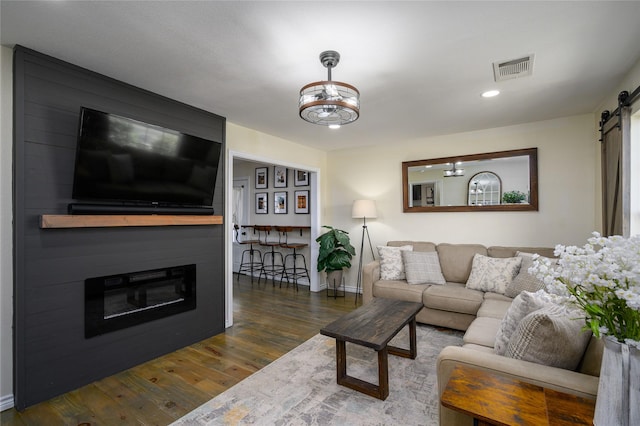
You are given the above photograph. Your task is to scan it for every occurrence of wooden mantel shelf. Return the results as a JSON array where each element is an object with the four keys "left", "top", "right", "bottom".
[{"left": 40, "top": 214, "right": 223, "bottom": 229}]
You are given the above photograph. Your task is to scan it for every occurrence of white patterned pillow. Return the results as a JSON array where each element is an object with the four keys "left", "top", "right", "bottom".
[
  {"left": 494, "top": 290, "right": 555, "bottom": 355},
  {"left": 401, "top": 251, "right": 446, "bottom": 285},
  {"left": 506, "top": 304, "right": 592, "bottom": 370},
  {"left": 505, "top": 252, "right": 557, "bottom": 298},
  {"left": 377, "top": 245, "right": 413, "bottom": 280},
  {"left": 465, "top": 254, "right": 522, "bottom": 295}
]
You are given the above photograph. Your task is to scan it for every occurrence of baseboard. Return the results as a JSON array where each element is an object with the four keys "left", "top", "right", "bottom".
[{"left": 0, "top": 393, "right": 14, "bottom": 411}]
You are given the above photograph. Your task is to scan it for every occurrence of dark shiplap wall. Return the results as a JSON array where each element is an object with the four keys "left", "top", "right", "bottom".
[{"left": 13, "top": 46, "right": 226, "bottom": 409}]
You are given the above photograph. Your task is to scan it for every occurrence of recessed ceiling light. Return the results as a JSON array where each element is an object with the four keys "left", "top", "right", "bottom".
[
  {"left": 329, "top": 124, "right": 341, "bottom": 129},
  {"left": 482, "top": 90, "right": 500, "bottom": 98}
]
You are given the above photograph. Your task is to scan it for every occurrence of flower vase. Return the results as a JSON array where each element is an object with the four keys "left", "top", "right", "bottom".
[
  {"left": 630, "top": 344, "right": 639, "bottom": 424},
  {"left": 593, "top": 337, "right": 640, "bottom": 425}
]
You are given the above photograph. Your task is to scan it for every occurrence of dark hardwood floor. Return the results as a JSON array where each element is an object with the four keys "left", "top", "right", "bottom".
[{"left": 1, "top": 274, "right": 360, "bottom": 425}]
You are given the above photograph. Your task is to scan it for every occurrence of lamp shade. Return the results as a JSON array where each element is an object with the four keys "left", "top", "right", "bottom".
[{"left": 352, "top": 199, "right": 377, "bottom": 219}]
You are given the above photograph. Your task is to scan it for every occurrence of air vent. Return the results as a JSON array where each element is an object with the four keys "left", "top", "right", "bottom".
[{"left": 493, "top": 54, "right": 534, "bottom": 82}]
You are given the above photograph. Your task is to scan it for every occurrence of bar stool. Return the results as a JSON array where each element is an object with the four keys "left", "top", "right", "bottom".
[
  {"left": 255, "top": 225, "right": 286, "bottom": 285},
  {"left": 276, "top": 226, "right": 310, "bottom": 291},
  {"left": 234, "top": 224, "right": 262, "bottom": 283}
]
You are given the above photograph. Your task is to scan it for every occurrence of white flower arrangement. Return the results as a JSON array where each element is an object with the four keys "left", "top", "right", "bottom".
[{"left": 530, "top": 232, "right": 640, "bottom": 348}]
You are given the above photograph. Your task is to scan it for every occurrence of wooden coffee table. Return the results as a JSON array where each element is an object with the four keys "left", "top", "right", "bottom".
[{"left": 320, "top": 298, "right": 423, "bottom": 400}]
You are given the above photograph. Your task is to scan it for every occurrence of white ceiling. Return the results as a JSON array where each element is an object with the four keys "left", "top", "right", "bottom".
[{"left": 2, "top": 1, "right": 640, "bottom": 151}]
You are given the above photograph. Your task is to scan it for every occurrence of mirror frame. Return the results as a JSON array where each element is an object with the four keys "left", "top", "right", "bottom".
[{"left": 402, "top": 147, "right": 538, "bottom": 212}]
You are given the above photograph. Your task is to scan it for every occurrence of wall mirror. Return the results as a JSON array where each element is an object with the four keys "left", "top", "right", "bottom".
[{"left": 402, "top": 148, "right": 538, "bottom": 212}]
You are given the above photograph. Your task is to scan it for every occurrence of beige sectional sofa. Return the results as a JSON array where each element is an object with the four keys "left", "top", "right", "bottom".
[{"left": 362, "top": 241, "right": 603, "bottom": 426}]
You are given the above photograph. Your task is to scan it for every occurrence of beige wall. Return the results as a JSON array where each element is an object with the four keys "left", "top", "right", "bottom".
[
  {"left": 226, "top": 123, "right": 326, "bottom": 171},
  {"left": 324, "top": 114, "right": 599, "bottom": 287},
  {"left": 595, "top": 57, "right": 640, "bottom": 118},
  {"left": 1, "top": 45, "right": 14, "bottom": 407}
]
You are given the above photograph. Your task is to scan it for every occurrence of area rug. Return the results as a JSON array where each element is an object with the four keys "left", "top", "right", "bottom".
[{"left": 171, "top": 325, "right": 464, "bottom": 426}]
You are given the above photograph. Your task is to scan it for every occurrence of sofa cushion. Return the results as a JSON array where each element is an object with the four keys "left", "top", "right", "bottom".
[
  {"left": 463, "top": 316, "right": 502, "bottom": 348},
  {"left": 372, "top": 279, "right": 428, "bottom": 303},
  {"left": 494, "top": 290, "right": 555, "bottom": 355},
  {"left": 387, "top": 241, "right": 436, "bottom": 252},
  {"left": 465, "top": 254, "right": 522, "bottom": 295},
  {"left": 476, "top": 299, "right": 512, "bottom": 320},
  {"left": 423, "top": 283, "right": 484, "bottom": 315},
  {"left": 505, "top": 251, "right": 557, "bottom": 298},
  {"left": 418, "top": 307, "right": 476, "bottom": 331},
  {"left": 436, "top": 243, "right": 487, "bottom": 283},
  {"left": 402, "top": 250, "right": 446, "bottom": 285},
  {"left": 488, "top": 246, "right": 557, "bottom": 259},
  {"left": 377, "top": 245, "right": 413, "bottom": 280},
  {"left": 483, "top": 292, "right": 513, "bottom": 302},
  {"left": 506, "top": 304, "right": 592, "bottom": 370}
]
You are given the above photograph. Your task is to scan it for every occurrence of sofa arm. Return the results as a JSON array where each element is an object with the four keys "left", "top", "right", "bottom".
[
  {"left": 362, "top": 260, "right": 380, "bottom": 304},
  {"left": 436, "top": 346, "right": 599, "bottom": 426}
]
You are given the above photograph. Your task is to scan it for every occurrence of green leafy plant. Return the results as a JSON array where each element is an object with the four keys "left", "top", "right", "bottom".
[
  {"left": 316, "top": 226, "right": 356, "bottom": 272},
  {"left": 502, "top": 190, "right": 527, "bottom": 204}
]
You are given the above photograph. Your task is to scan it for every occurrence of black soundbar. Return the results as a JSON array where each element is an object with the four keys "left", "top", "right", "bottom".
[{"left": 68, "top": 203, "right": 215, "bottom": 216}]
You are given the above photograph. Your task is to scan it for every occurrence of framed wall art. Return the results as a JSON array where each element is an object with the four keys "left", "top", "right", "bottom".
[
  {"left": 294, "top": 169, "right": 309, "bottom": 186},
  {"left": 255, "top": 192, "right": 268, "bottom": 214},
  {"left": 274, "top": 166, "right": 288, "bottom": 188},
  {"left": 274, "top": 191, "right": 288, "bottom": 214},
  {"left": 294, "top": 190, "right": 309, "bottom": 214},
  {"left": 255, "top": 167, "right": 268, "bottom": 189}
]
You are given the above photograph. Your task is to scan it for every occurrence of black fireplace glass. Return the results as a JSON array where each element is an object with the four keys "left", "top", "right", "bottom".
[{"left": 85, "top": 264, "right": 196, "bottom": 338}]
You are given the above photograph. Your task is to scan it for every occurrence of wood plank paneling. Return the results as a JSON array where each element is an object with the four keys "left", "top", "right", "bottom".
[{"left": 12, "top": 46, "right": 226, "bottom": 409}]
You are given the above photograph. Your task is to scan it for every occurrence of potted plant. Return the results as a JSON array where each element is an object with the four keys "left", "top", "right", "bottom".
[
  {"left": 502, "top": 190, "right": 527, "bottom": 204},
  {"left": 316, "top": 226, "right": 356, "bottom": 288}
]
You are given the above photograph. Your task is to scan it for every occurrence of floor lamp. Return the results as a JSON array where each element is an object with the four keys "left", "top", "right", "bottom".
[{"left": 352, "top": 199, "right": 377, "bottom": 305}]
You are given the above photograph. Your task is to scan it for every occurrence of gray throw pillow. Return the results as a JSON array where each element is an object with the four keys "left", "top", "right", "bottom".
[
  {"left": 494, "top": 290, "right": 554, "bottom": 355},
  {"left": 465, "top": 254, "right": 522, "bottom": 295},
  {"left": 401, "top": 250, "right": 446, "bottom": 285},
  {"left": 505, "top": 252, "right": 557, "bottom": 298},
  {"left": 377, "top": 245, "right": 413, "bottom": 280},
  {"left": 506, "top": 304, "right": 592, "bottom": 370}
]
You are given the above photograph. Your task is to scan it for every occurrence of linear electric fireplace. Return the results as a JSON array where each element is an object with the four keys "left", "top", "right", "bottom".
[{"left": 85, "top": 264, "right": 196, "bottom": 338}]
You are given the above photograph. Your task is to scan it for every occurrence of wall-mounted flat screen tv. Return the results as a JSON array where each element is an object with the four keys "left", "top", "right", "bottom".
[{"left": 72, "top": 107, "right": 222, "bottom": 209}]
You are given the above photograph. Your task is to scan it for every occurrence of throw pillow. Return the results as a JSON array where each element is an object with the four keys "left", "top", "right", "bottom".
[
  {"left": 401, "top": 250, "right": 446, "bottom": 285},
  {"left": 505, "top": 304, "right": 592, "bottom": 370},
  {"left": 504, "top": 252, "right": 557, "bottom": 298},
  {"left": 465, "top": 254, "right": 522, "bottom": 295},
  {"left": 494, "top": 290, "right": 555, "bottom": 355},
  {"left": 377, "top": 245, "right": 413, "bottom": 280}
]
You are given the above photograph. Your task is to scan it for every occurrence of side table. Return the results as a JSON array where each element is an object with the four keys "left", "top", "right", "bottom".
[{"left": 440, "top": 365, "right": 596, "bottom": 425}]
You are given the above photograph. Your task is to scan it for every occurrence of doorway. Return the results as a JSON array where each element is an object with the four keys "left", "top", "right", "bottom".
[{"left": 225, "top": 150, "right": 321, "bottom": 327}]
